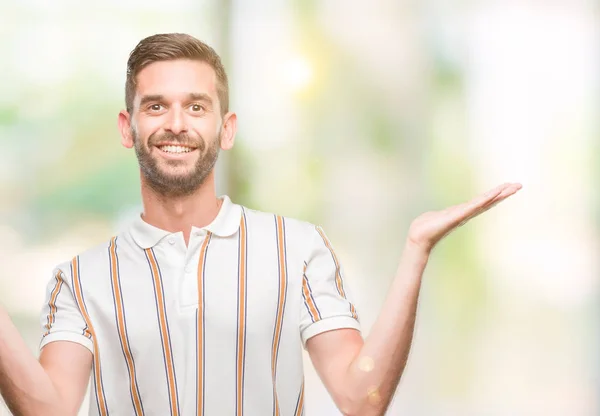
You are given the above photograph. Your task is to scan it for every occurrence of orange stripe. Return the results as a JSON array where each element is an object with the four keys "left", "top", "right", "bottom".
[
  {"left": 302, "top": 274, "right": 320, "bottom": 322},
  {"left": 71, "top": 256, "right": 108, "bottom": 416},
  {"left": 294, "top": 381, "right": 304, "bottom": 416},
  {"left": 315, "top": 227, "right": 358, "bottom": 320},
  {"left": 302, "top": 262, "right": 320, "bottom": 321},
  {"left": 110, "top": 238, "right": 143, "bottom": 415},
  {"left": 196, "top": 233, "right": 212, "bottom": 416},
  {"left": 43, "top": 271, "right": 64, "bottom": 336},
  {"left": 146, "top": 249, "right": 179, "bottom": 416},
  {"left": 271, "top": 216, "right": 288, "bottom": 416},
  {"left": 236, "top": 214, "right": 247, "bottom": 416}
]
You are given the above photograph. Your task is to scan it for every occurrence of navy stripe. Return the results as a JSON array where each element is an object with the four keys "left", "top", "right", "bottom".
[
  {"left": 276, "top": 217, "right": 289, "bottom": 364},
  {"left": 305, "top": 279, "right": 321, "bottom": 319},
  {"left": 301, "top": 297, "right": 314, "bottom": 322},
  {"left": 301, "top": 280, "right": 315, "bottom": 323},
  {"left": 300, "top": 263, "right": 317, "bottom": 323},
  {"left": 75, "top": 257, "right": 109, "bottom": 415},
  {"left": 236, "top": 210, "right": 249, "bottom": 415},
  {"left": 109, "top": 240, "right": 135, "bottom": 411},
  {"left": 145, "top": 250, "right": 174, "bottom": 415},
  {"left": 271, "top": 216, "right": 289, "bottom": 416},
  {"left": 293, "top": 382, "right": 303, "bottom": 416},
  {"left": 236, "top": 220, "right": 242, "bottom": 414},
  {"left": 195, "top": 312, "right": 199, "bottom": 416},
  {"left": 272, "top": 216, "right": 279, "bottom": 416},
  {"left": 45, "top": 272, "right": 64, "bottom": 334},
  {"left": 110, "top": 239, "right": 138, "bottom": 414},
  {"left": 318, "top": 228, "right": 357, "bottom": 317},
  {"left": 114, "top": 238, "right": 145, "bottom": 415},
  {"left": 242, "top": 212, "right": 248, "bottom": 409},
  {"left": 154, "top": 250, "right": 181, "bottom": 415},
  {"left": 200, "top": 234, "right": 212, "bottom": 416},
  {"left": 302, "top": 262, "right": 322, "bottom": 320}
]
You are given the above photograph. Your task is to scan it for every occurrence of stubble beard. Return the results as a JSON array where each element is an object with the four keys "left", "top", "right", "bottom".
[{"left": 132, "top": 128, "right": 220, "bottom": 198}]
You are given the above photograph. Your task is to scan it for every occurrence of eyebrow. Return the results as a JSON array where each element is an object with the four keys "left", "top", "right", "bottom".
[
  {"left": 188, "top": 93, "right": 213, "bottom": 104},
  {"left": 139, "top": 93, "right": 213, "bottom": 108}
]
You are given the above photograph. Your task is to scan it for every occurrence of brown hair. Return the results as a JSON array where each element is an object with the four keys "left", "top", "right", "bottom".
[{"left": 125, "top": 33, "right": 229, "bottom": 115}]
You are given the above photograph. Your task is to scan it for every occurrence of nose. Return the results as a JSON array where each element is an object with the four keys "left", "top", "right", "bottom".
[{"left": 164, "top": 106, "right": 188, "bottom": 135}]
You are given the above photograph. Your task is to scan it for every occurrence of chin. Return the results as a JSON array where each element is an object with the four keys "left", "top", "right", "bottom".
[{"left": 161, "top": 168, "right": 197, "bottom": 180}]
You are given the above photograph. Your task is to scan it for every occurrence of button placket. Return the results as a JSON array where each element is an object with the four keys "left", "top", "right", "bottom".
[{"left": 178, "top": 232, "right": 206, "bottom": 309}]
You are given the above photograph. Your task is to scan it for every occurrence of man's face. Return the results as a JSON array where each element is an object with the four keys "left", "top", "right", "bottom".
[{"left": 129, "top": 59, "right": 223, "bottom": 197}]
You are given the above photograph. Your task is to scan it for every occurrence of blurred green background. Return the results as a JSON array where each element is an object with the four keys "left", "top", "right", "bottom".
[{"left": 0, "top": 1, "right": 598, "bottom": 415}]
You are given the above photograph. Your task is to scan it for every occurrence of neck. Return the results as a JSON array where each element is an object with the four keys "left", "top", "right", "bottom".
[{"left": 140, "top": 170, "right": 222, "bottom": 244}]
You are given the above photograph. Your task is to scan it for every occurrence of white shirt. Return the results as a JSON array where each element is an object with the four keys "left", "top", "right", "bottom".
[{"left": 39, "top": 196, "right": 360, "bottom": 415}]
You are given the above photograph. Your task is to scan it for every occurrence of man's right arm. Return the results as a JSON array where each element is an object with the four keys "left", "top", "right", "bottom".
[
  {"left": 1, "top": 264, "right": 95, "bottom": 416},
  {"left": 0, "top": 307, "right": 92, "bottom": 416}
]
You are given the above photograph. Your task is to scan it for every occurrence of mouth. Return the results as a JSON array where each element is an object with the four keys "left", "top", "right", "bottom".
[{"left": 155, "top": 144, "right": 198, "bottom": 154}]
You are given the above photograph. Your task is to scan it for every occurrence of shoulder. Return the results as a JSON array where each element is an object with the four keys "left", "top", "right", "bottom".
[
  {"left": 51, "top": 233, "right": 125, "bottom": 281},
  {"left": 238, "top": 204, "right": 320, "bottom": 239}
]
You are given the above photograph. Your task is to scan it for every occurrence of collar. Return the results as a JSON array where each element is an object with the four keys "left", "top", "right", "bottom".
[{"left": 129, "top": 195, "right": 242, "bottom": 249}]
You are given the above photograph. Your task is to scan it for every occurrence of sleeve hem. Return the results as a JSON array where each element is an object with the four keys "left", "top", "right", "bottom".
[
  {"left": 301, "top": 316, "right": 361, "bottom": 348},
  {"left": 40, "top": 332, "right": 94, "bottom": 354}
]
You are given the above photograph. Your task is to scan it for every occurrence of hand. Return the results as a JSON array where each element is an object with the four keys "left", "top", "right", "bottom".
[{"left": 407, "top": 182, "right": 522, "bottom": 253}]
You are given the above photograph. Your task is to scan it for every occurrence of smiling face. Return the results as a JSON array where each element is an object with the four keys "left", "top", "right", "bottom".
[{"left": 120, "top": 59, "right": 235, "bottom": 197}]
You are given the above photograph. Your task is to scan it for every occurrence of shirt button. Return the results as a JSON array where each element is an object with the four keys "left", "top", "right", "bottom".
[
  {"left": 195, "top": 231, "right": 203, "bottom": 237},
  {"left": 185, "top": 267, "right": 192, "bottom": 273},
  {"left": 168, "top": 238, "right": 175, "bottom": 245}
]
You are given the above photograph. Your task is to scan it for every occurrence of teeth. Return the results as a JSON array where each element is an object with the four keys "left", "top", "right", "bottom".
[{"left": 159, "top": 145, "right": 193, "bottom": 154}]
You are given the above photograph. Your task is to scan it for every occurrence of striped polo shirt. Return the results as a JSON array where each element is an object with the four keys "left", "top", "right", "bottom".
[{"left": 39, "top": 195, "right": 360, "bottom": 415}]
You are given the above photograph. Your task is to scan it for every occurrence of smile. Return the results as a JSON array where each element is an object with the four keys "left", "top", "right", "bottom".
[{"left": 156, "top": 145, "right": 196, "bottom": 154}]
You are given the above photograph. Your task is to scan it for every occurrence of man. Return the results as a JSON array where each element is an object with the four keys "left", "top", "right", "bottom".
[{"left": 0, "top": 33, "right": 521, "bottom": 415}]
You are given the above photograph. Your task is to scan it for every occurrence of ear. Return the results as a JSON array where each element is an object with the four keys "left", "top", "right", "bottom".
[
  {"left": 219, "top": 112, "right": 237, "bottom": 151},
  {"left": 118, "top": 110, "right": 134, "bottom": 148}
]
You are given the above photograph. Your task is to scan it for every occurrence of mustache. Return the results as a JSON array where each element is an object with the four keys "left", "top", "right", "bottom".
[{"left": 147, "top": 132, "right": 204, "bottom": 149}]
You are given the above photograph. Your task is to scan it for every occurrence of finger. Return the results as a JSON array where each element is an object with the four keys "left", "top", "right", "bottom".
[
  {"left": 468, "top": 182, "right": 512, "bottom": 210},
  {"left": 447, "top": 182, "right": 515, "bottom": 212},
  {"left": 473, "top": 182, "right": 521, "bottom": 209},
  {"left": 471, "top": 183, "right": 522, "bottom": 218},
  {"left": 482, "top": 183, "right": 522, "bottom": 209},
  {"left": 456, "top": 183, "right": 522, "bottom": 224},
  {"left": 450, "top": 184, "right": 505, "bottom": 219},
  {"left": 445, "top": 182, "right": 521, "bottom": 228}
]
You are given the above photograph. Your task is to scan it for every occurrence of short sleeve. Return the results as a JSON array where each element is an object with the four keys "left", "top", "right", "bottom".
[
  {"left": 299, "top": 225, "right": 361, "bottom": 347},
  {"left": 39, "top": 267, "right": 94, "bottom": 353}
]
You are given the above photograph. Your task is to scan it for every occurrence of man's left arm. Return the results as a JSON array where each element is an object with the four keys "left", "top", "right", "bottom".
[{"left": 306, "top": 182, "right": 521, "bottom": 416}]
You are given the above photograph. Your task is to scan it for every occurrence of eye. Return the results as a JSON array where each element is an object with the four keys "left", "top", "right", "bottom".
[
  {"left": 191, "top": 103, "right": 204, "bottom": 112},
  {"left": 149, "top": 104, "right": 163, "bottom": 111}
]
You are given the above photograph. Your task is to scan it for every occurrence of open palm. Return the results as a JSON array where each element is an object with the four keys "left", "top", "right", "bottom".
[{"left": 408, "top": 182, "right": 522, "bottom": 253}]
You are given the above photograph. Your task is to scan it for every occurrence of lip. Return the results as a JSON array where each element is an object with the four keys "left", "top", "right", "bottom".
[
  {"left": 154, "top": 142, "right": 197, "bottom": 148},
  {"left": 154, "top": 145, "right": 199, "bottom": 160}
]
